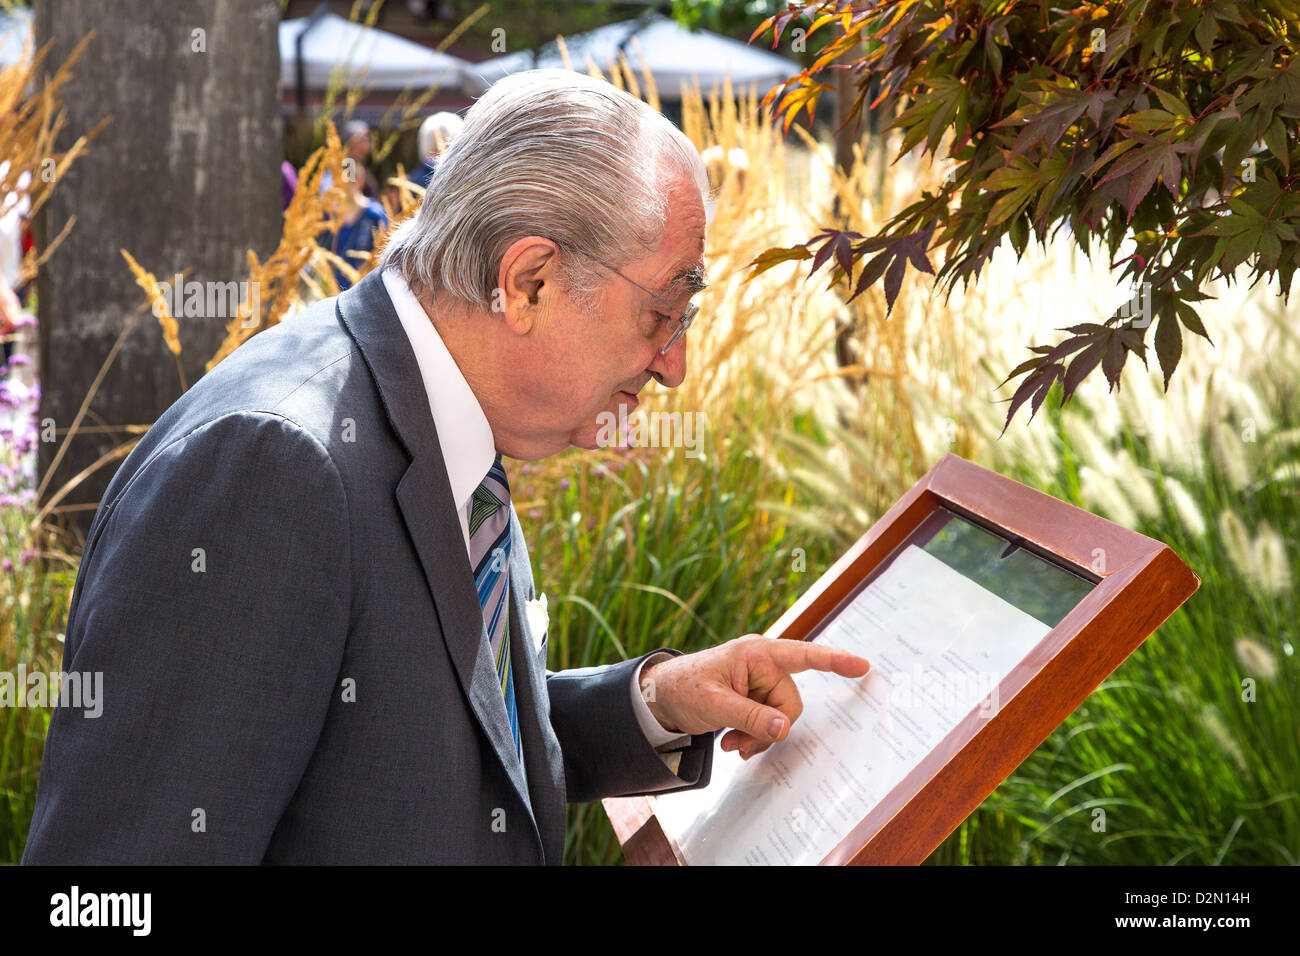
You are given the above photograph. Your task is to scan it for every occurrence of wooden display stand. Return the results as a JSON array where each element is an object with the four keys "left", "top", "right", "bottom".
[{"left": 604, "top": 453, "right": 1200, "bottom": 865}]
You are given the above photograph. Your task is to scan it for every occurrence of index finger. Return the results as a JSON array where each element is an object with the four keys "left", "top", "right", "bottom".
[{"left": 760, "top": 638, "right": 871, "bottom": 679}]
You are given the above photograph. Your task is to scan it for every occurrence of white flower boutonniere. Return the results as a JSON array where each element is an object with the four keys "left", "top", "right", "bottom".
[{"left": 524, "top": 592, "right": 549, "bottom": 652}]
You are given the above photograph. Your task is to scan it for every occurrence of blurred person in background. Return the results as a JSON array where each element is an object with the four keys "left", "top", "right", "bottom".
[
  {"left": 281, "top": 159, "right": 299, "bottom": 211},
  {"left": 0, "top": 156, "right": 31, "bottom": 373},
  {"left": 409, "top": 110, "right": 463, "bottom": 191},
  {"left": 319, "top": 118, "right": 381, "bottom": 199},
  {"left": 328, "top": 164, "right": 388, "bottom": 291},
  {"left": 0, "top": 281, "right": 21, "bottom": 376},
  {"left": 343, "top": 118, "right": 381, "bottom": 199}
]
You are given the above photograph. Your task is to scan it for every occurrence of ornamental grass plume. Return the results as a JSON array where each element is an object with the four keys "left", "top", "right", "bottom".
[
  {"left": 0, "top": 32, "right": 106, "bottom": 288},
  {"left": 1234, "top": 636, "right": 1279, "bottom": 683},
  {"left": 1159, "top": 475, "right": 1207, "bottom": 538},
  {"left": 206, "top": 123, "right": 354, "bottom": 370},
  {"left": 0, "top": 28, "right": 98, "bottom": 866},
  {"left": 1217, "top": 509, "right": 1256, "bottom": 583},
  {"left": 1252, "top": 522, "right": 1292, "bottom": 597}
]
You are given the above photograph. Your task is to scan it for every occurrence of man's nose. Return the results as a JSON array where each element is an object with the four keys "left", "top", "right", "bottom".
[{"left": 648, "top": 334, "right": 687, "bottom": 389}]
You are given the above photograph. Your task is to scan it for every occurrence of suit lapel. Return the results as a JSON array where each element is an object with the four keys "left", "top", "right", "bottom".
[
  {"left": 337, "top": 270, "right": 537, "bottom": 831},
  {"left": 505, "top": 508, "right": 567, "bottom": 863}
]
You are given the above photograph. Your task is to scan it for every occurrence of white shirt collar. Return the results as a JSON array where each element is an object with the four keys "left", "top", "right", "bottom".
[{"left": 381, "top": 268, "right": 497, "bottom": 553}]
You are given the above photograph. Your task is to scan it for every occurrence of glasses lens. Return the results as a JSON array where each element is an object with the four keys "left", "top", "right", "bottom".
[{"left": 660, "top": 305, "right": 697, "bottom": 355}]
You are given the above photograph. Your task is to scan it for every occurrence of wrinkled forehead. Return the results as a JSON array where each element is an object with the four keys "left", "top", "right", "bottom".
[{"left": 646, "top": 181, "right": 707, "bottom": 298}]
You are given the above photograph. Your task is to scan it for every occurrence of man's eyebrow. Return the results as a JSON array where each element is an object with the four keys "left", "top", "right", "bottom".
[{"left": 653, "top": 262, "right": 708, "bottom": 300}]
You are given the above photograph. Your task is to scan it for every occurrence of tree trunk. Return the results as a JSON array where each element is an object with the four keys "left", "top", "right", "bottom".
[{"left": 34, "top": 0, "right": 282, "bottom": 544}]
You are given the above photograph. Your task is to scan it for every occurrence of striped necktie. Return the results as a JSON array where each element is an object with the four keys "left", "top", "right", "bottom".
[{"left": 468, "top": 453, "right": 523, "bottom": 766}]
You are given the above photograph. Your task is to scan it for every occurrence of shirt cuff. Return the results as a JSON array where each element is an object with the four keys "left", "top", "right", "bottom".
[{"left": 630, "top": 651, "right": 692, "bottom": 751}]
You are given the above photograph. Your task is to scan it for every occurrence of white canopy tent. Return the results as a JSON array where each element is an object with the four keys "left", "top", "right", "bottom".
[
  {"left": 279, "top": 11, "right": 468, "bottom": 92},
  {"left": 0, "top": 6, "right": 33, "bottom": 69},
  {"left": 460, "top": 14, "right": 801, "bottom": 102}
]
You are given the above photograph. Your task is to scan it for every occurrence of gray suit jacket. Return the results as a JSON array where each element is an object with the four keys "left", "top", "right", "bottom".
[{"left": 22, "top": 268, "right": 712, "bottom": 865}]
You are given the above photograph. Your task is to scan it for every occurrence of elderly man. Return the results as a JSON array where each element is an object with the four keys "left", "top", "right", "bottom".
[{"left": 23, "top": 70, "right": 869, "bottom": 865}]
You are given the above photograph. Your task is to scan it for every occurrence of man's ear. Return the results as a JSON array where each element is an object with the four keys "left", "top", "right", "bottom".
[{"left": 496, "top": 236, "right": 559, "bottom": 335}]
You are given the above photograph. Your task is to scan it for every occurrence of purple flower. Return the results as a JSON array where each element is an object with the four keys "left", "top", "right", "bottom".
[
  {"left": 19, "top": 548, "right": 34, "bottom": 565},
  {"left": 7, "top": 354, "right": 29, "bottom": 367},
  {"left": 1, "top": 557, "right": 11, "bottom": 572},
  {"left": 559, "top": 478, "right": 570, "bottom": 490},
  {"left": 14, "top": 314, "right": 37, "bottom": 328},
  {"left": 528, "top": 508, "right": 542, "bottom": 519}
]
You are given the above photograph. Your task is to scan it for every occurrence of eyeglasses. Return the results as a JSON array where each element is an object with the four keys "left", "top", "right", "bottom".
[{"left": 581, "top": 254, "right": 699, "bottom": 356}]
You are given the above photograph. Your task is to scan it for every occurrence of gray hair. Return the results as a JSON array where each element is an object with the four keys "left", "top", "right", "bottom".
[
  {"left": 342, "top": 119, "right": 370, "bottom": 143},
  {"left": 417, "top": 111, "right": 463, "bottom": 160},
  {"left": 380, "top": 69, "right": 707, "bottom": 311}
]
